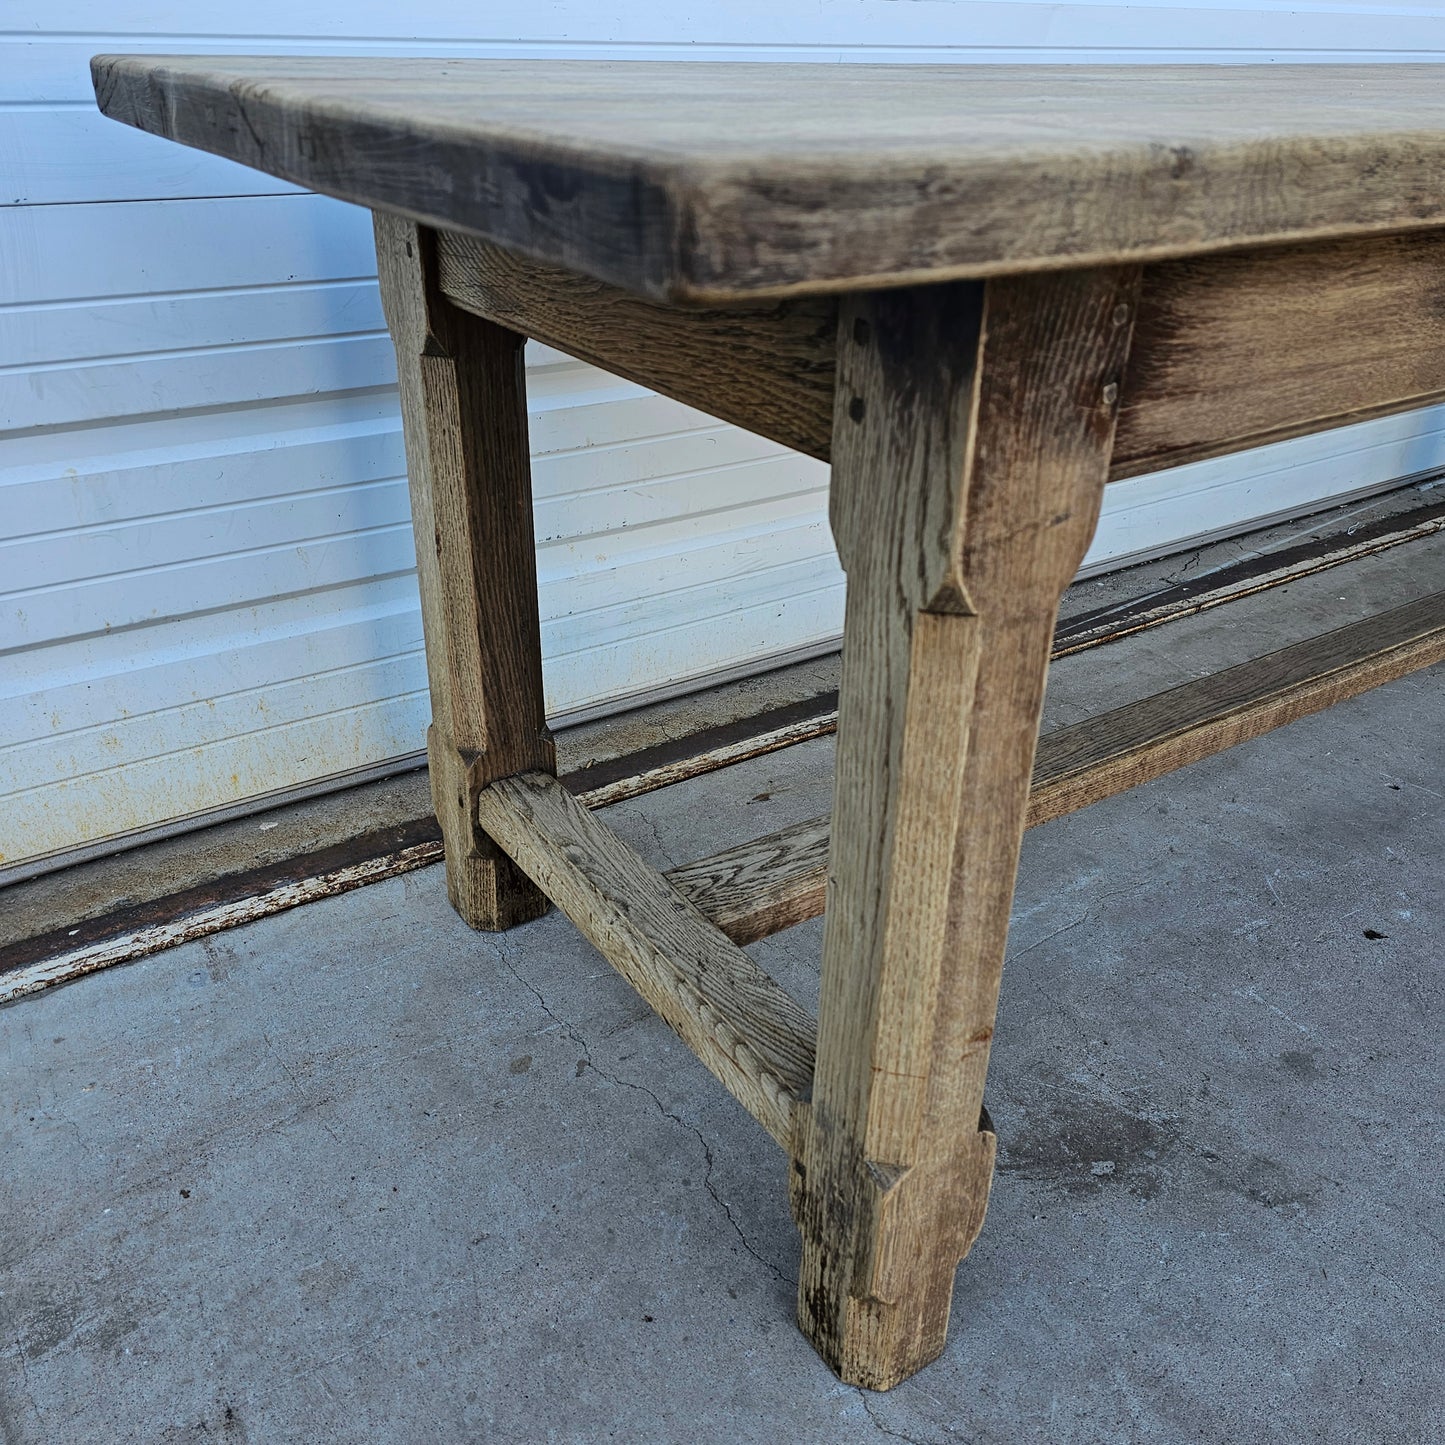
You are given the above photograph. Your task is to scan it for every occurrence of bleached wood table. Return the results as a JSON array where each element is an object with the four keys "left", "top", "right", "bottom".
[{"left": 94, "top": 58, "right": 1445, "bottom": 1389}]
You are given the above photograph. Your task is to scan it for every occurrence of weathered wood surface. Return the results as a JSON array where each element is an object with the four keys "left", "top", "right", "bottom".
[
  {"left": 438, "top": 227, "right": 1445, "bottom": 479},
  {"left": 668, "top": 818, "right": 832, "bottom": 947},
  {"left": 94, "top": 57, "right": 1445, "bottom": 300},
  {"left": 475, "top": 770, "right": 816, "bottom": 1149},
  {"left": 437, "top": 233, "right": 837, "bottom": 457},
  {"left": 1114, "top": 231, "right": 1445, "bottom": 476},
  {"left": 792, "top": 270, "right": 1139, "bottom": 1390},
  {"left": 373, "top": 214, "right": 554, "bottom": 930},
  {"left": 676, "top": 589, "right": 1445, "bottom": 946},
  {"left": 1031, "top": 588, "right": 1445, "bottom": 821}
]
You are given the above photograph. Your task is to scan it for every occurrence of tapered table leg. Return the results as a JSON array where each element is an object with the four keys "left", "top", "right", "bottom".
[
  {"left": 793, "top": 269, "right": 1140, "bottom": 1389},
  {"left": 375, "top": 215, "right": 554, "bottom": 930}
]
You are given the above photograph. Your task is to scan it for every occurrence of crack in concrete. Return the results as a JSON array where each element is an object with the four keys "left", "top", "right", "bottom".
[
  {"left": 1009, "top": 876, "right": 1159, "bottom": 965},
  {"left": 50, "top": 1107, "right": 93, "bottom": 1160},
  {"left": 857, "top": 1393, "right": 945, "bottom": 1445},
  {"left": 488, "top": 936, "right": 794, "bottom": 1288},
  {"left": 1161, "top": 546, "right": 1205, "bottom": 583},
  {"left": 641, "top": 813, "right": 680, "bottom": 871},
  {"left": 1008, "top": 911, "right": 1090, "bottom": 962},
  {"left": 12, "top": 1331, "right": 43, "bottom": 1427},
  {"left": 233, "top": 95, "right": 268, "bottom": 157},
  {"left": 259, "top": 1030, "right": 341, "bottom": 1145}
]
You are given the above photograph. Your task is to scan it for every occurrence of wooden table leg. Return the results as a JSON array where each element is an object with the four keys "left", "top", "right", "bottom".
[
  {"left": 792, "top": 269, "right": 1140, "bottom": 1389},
  {"left": 375, "top": 214, "right": 554, "bottom": 930}
]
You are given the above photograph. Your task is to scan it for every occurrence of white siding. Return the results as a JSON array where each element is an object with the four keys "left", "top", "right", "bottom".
[{"left": 5, "top": 2, "right": 1445, "bottom": 880}]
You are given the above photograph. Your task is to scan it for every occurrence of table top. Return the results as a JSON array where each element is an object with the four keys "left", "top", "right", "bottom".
[{"left": 93, "top": 57, "right": 1445, "bottom": 301}]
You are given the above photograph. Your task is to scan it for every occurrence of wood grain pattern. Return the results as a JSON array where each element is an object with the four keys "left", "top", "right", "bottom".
[
  {"left": 793, "top": 270, "right": 1139, "bottom": 1390},
  {"left": 475, "top": 770, "right": 816, "bottom": 1149},
  {"left": 1114, "top": 231, "right": 1445, "bottom": 477},
  {"left": 668, "top": 818, "right": 831, "bottom": 946},
  {"left": 1029, "top": 588, "right": 1445, "bottom": 822},
  {"left": 437, "top": 232, "right": 837, "bottom": 458},
  {"left": 437, "top": 227, "right": 1445, "bottom": 483},
  {"left": 374, "top": 214, "right": 554, "bottom": 930},
  {"left": 674, "top": 590, "right": 1445, "bottom": 946},
  {"left": 93, "top": 57, "right": 1445, "bottom": 300}
]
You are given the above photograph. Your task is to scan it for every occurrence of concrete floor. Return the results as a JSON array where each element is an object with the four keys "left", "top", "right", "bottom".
[{"left": 4, "top": 570, "right": 1445, "bottom": 1442}]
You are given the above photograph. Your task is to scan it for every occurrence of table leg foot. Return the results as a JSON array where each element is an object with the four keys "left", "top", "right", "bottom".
[
  {"left": 428, "top": 730, "right": 550, "bottom": 931},
  {"left": 793, "top": 1112, "right": 997, "bottom": 1389}
]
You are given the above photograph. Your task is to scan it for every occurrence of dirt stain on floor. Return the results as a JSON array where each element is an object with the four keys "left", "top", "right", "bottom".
[
  {"left": 997, "top": 1077, "right": 1322, "bottom": 1214},
  {"left": 997, "top": 1083, "right": 1180, "bottom": 1200}
]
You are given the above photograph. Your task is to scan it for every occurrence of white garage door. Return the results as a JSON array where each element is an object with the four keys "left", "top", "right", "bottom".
[{"left": 6, "top": 1, "right": 1445, "bottom": 882}]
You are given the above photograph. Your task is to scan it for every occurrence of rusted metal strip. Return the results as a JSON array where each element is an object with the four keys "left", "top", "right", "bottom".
[
  {"left": 1, "top": 833, "right": 445, "bottom": 1004},
  {"left": 563, "top": 691, "right": 839, "bottom": 807},
  {"left": 1054, "top": 490, "right": 1445, "bottom": 654}
]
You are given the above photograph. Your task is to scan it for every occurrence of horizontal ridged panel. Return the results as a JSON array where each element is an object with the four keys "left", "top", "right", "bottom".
[
  {"left": 16, "top": 8, "right": 1445, "bottom": 106},
  {"left": 0, "top": 194, "right": 375, "bottom": 303},
  {"left": 1, "top": 695, "right": 426, "bottom": 865}
]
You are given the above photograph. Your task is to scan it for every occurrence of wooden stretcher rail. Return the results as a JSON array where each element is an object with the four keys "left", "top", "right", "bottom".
[
  {"left": 667, "top": 819, "right": 831, "bottom": 947},
  {"left": 438, "top": 228, "right": 1445, "bottom": 482},
  {"left": 670, "top": 590, "right": 1445, "bottom": 946},
  {"left": 475, "top": 770, "right": 816, "bottom": 1148}
]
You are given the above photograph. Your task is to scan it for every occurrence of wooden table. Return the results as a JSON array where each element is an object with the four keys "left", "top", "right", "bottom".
[{"left": 94, "top": 58, "right": 1445, "bottom": 1390}]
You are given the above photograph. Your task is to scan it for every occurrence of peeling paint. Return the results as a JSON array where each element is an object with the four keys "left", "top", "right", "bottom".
[{"left": 1, "top": 841, "right": 443, "bottom": 1005}]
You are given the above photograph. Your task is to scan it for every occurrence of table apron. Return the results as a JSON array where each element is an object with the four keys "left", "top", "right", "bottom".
[{"left": 436, "top": 225, "right": 1445, "bottom": 483}]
